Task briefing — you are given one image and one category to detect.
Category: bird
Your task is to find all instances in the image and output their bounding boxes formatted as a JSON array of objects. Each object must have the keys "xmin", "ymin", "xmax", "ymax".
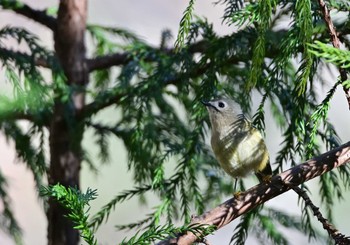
[{"xmin": 202, "ymin": 98, "xmax": 272, "ymax": 191}]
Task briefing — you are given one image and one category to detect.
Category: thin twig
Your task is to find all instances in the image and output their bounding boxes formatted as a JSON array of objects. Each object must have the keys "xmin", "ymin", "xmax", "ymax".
[
  {"xmin": 289, "ymin": 185, "xmax": 350, "ymax": 245},
  {"xmin": 317, "ymin": 0, "xmax": 350, "ymax": 109},
  {"xmin": 0, "ymin": 2, "xmax": 56, "ymax": 30}
]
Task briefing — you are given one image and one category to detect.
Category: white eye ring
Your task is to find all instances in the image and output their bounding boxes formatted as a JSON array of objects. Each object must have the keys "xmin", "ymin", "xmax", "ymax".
[{"xmin": 218, "ymin": 101, "xmax": 225, "ymax": 108}]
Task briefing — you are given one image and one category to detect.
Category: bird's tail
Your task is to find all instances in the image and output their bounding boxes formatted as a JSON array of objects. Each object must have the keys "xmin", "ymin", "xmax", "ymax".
[{"xmin": 255, "ymin": 161, "xmax": 272, "ymax": 183}]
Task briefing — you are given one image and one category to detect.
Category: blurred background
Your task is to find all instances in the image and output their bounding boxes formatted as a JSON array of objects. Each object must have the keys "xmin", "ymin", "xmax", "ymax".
[{"xmin": 0, "ymin": 0, "xmax": 350, "ymax": 244}]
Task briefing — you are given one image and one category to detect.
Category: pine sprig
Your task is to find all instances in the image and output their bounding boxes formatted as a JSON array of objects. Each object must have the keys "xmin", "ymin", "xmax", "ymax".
[
  {"xmin": 39, "ymin": 184, "xmax": 98, "ymax": 245},
  {"xmin": 0, "ymin": 71, "xmax": 51, "ymax": 123},
  {"xmin": 301, "ymin": 202, "xmax": 317, "ymax": 240},
  {"xmin": 89, "ymin": 185, "xmax": 153, "ymax": 231},
  {"xmin": 1, "ymin": 122, "xmax": 46, "ymax": 188},
  {"xmin": 115, "ymin": 215, "xmax": 154, "ymax": 231},
  {"xmin": 0, "ymin": 26, "xmax": 53, "ymax": 77},
  {"xmin": 218, "ymin": 0, "xmax": 246, "ymax": 22},
  {"xmin": 87, "ymin": 25, "xmax": 141, "ymax": 44},
  {"xmin": 87, "ymin": 25, "xmax": 142, "ymax": 90},
  {"xmin": 252, "ymin": 92, "xmax": 269, "ymax": 132},
  {"xmin": 327, "ymin": 0, "xmax": 350, "ymax": 10},
  {"xmin": 120, "ymin": 225, "xmax": 175, "ymax": 245},
  {"xmin": 1, "ymin": 1, "xmax": 349, "ymax": 244},
  {"xmin": 306, "ymin": 80, "xmax": 339, "ymax": 158},
  {"xmin": 227, "ymin": 3, "xmax": 259, "ymax": 26},
  {"xmin": 294, "ymin": 0, "xmax": 313, "ymax": 95},
  {"xmin": 0, "ymin": 169, "xmax": 22, "ymax": 245},
  {"xmin": 230, "ymin": 210, "xmax": 256, "ymax": 245},
  {"xmin": 319, "ymin": 170, "xmax": 344, "ymax": 221},
  {"xmin": 120, "ymin": 223, "xmax": 215, "ymax": 245},
  {"xmin": 254, "ymin": 213, "xmax": 288, "ymax": 245},
  {"xmin": 175, "ymin": 0, "xmax": 196, "ymax": 50},
  {"xmin": 248, "ymin": 0, "xmax": 275, "ymax": 90},
  {"xmin": 309, "ymin": 40, "xmax": 350, "ymax": 68},
  {"xmin": 266, "ymin": 207, "xmax": 303, "ymax": 230}
]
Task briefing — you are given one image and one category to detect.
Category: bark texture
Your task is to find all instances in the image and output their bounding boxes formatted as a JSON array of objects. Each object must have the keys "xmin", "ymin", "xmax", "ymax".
[
  {"xmin": 48, "ymin": 1, "xmax": 88, "ymax": 245},
  {"xmin": 157, "ymin": 141, "xmax": 350, "ymax": 245}
]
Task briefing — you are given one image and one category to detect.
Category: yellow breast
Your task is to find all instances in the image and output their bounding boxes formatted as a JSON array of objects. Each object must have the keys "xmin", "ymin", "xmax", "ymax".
[{"xmin": 211, "ymin": 121, "xmax": 269, "ymax": 178}]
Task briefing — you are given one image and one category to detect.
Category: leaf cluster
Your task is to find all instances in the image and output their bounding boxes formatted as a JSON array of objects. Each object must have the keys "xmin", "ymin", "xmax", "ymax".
[
  {"xmin": 1, "ymin": 0, "xmax": 350, "ymax": 244},
  {"xmin": 40, "ymin": 184, "xmax": 98, "ymax": 245}
]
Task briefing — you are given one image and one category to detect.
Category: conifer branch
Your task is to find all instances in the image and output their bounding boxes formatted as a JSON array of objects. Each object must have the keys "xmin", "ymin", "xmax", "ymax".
[
  {"xmin": 0, "ymin": 47, "xmax": 52, "ymax": 68},
  {"xmin": 317, "ymin": 0, "xmax": 350, "ymax": 109},
  {"xmin": 86, "ymin": 52, "xmax": 130, "ymax": 71},
  {"xmin": 1, "ymin": 110, "xmax": 51, "ymax": 126},
  {"xmin": 82, "ymin": 62, "xmax": 213, "ymax": 117},
  {"xmin": 157, "ymin": 141, "xmax": 350, "ymax": 245},
  {"xmin": 85, "ymin": 37, "xmax": 251, "ymax": 72},
  {"xmin": 86, "ymin": 25, "xmax": 350, "ymax": 73},
  {"xmin": 0, "ymin": 1, "xmax": 56, "ymax": 30},
  {"xmin": 2, "ymin": 111, "xmax": 35, "ymax": 122},
  {"xmin": 290, "ymin": 186, "xmax": 350, "ymax": 245},
  {"xmin": 81, "ymin": 92, "xmax": 123, "ymax": 118},
  {"xmin": 86, "ymin": 40, "xmax": 207, "ymax": 72},
  {"xmin": 175, "ymin": 0, "xmax": 195, "ymax": 50}
]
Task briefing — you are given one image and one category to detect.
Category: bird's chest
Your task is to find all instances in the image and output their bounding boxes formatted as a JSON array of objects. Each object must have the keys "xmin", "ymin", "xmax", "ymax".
[{"xmin": 210, "ymin": 129, "xmax": 259, "ymax": 177}]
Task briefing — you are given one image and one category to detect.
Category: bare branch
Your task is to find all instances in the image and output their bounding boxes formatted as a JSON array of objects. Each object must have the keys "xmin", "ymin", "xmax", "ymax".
[
  {"xmin": 87, "ymin": 52, "xmax": 130, "ymax": 72},
  {"xmin": 317, "ymin": 0, "xmax": 350, "ymax": 109},
  {"xmin": 0, "ymin": 1, "xmax": 56, "ymax": 30},
  {"xmin": 157, "ymin": 141, "xmax": 350, "ymax": 245},
  {"xmin": 81, "ymin": 92, "xmax": 123, "ymax": 118}
]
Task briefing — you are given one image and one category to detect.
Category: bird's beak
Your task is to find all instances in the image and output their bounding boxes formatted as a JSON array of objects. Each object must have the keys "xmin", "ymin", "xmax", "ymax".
[
  {"xmin": 201, "ymin": 100, "xmax": 211, "ymax": 107},
  {"xmin": 201, "ymin": 100, "xmax": 219, "ymax": 112}
]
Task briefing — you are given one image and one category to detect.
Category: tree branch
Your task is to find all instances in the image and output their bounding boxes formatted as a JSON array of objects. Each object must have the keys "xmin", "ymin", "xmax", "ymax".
[
  {"xmin": 82, "ymin": 47, "xmax": 242, "ymax": 118},
  {"xmin": 0, "ymin": 1, "xmax": 56, "ymax": 31},
  {"xmin": 0, "ymin": 108, "xmax": 52, "ymax": 126},
  {"xmin": 86, "ymin": 40, "xmax": 208, "ymax": 72},
  {"xmin": 83, "ymin": 20, "xmax": 350, "ymax": 117},
  {"xmin": 86, "ymin": 22, "xmax": 350, "ymax": 73},
  {"xmin": 157, "ymin": 141, "xmax": 350, "ymax": 245},
  {"xmin": 81, "ymin": 64, "xmax": 211, "ymax": 118},
  {"xmin": 87, "ymin": 52, "xmax": 130, "ymax": 72},
  {"xmin": 0, "ymin": 47, "xmax": 52, "ymax": 68},
  {"xmin": 317, "ymin": 0, "xmax": 350, "ymax": 109},
  {"xmin": 0, "ymin": 111, "xmax": 34, "ymax": 122},
  {"xmin": 290, "ymin": 186, "xmax": 350, "ymax": 244},
  {"xmin": 48, "ymin": 0, "xmax": 88, "ymax": 244},
  {"xmin": 81, "ymin": 92, "xmax": 123, "ymax": 118}
]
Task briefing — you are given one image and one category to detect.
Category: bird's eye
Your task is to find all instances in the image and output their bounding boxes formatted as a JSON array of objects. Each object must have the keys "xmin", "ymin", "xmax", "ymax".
[{"xmin": 218, "ymin": 101, "xmax": 225, "ymax": 108}]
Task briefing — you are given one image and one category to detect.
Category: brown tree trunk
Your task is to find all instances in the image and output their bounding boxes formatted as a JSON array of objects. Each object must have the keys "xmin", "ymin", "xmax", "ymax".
[{"xmin": 48, "ymin": 1, "xmax": 88, "ymax": 245}]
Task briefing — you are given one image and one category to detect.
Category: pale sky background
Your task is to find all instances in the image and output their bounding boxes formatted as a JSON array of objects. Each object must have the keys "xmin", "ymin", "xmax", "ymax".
[{"xmin": 0, "ymin": 1, "xmax": 350, "ymax": 245}]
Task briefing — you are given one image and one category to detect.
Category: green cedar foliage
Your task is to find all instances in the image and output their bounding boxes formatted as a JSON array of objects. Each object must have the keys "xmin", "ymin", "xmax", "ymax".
[
  {"xmin": 1, "ymin": 0, "xmax": 350, "ymax": 244},
  {"xmin": 40, "ymin": 184, "xmax": 98, "ymax": 245}
]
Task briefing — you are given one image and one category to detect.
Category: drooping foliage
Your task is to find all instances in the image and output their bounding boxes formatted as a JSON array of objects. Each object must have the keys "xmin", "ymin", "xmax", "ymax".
[{"xmin": 0, "ymin": 0, "xmax": 350, "ymax": 244}]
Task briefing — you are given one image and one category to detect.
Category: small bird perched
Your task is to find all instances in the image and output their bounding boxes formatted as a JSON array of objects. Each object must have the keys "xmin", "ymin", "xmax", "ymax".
[{"xmin": 202, "ymin": 98, "xmax": 272, "ymax": 189}]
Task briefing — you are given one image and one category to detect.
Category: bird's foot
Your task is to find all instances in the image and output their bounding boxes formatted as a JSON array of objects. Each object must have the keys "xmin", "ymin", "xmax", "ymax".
[
  {"xmin": 233, "ymin": 191, "xmax": 241, "ymax": 199},
  {"xmin": 262, "ymin": 175, "xmax": 272, "ymax": 183}
]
